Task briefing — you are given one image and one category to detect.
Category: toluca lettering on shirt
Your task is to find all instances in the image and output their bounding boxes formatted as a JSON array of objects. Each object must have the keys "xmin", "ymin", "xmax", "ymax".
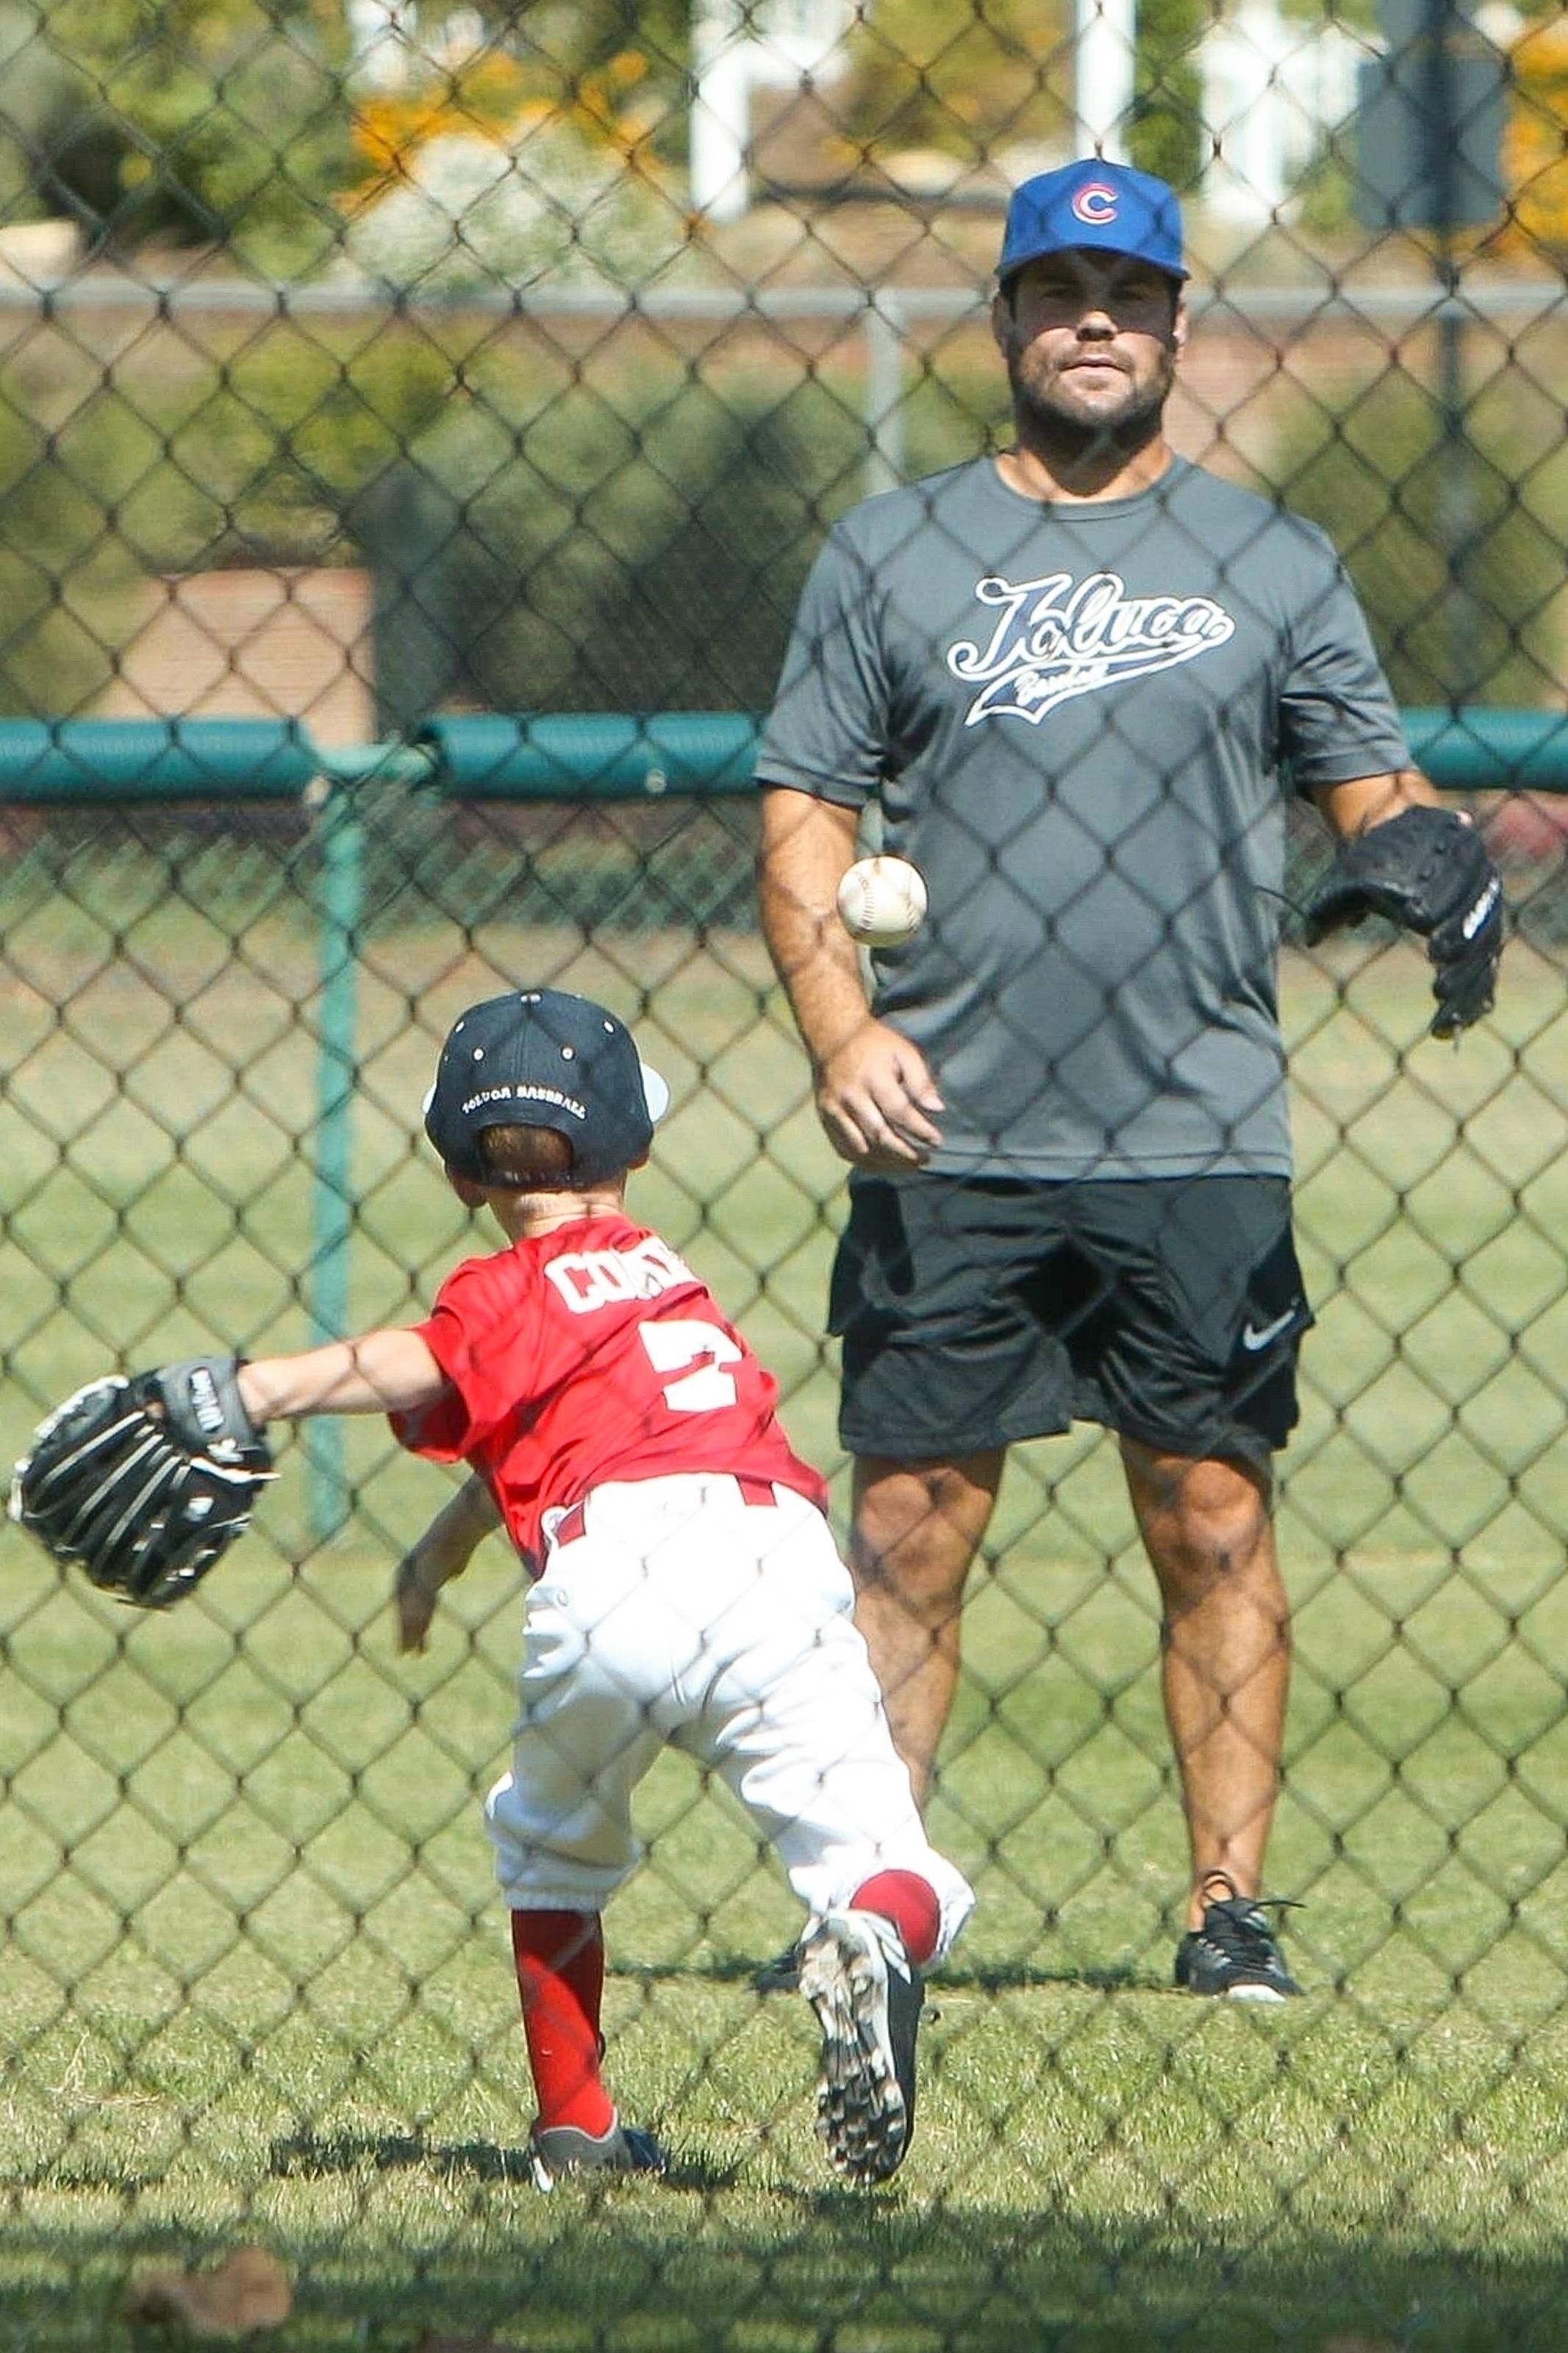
[
  {"xmin": 545, "ymin": 1234, "xmax": 700, "ymax": 1313},
  {"xmin": 948, "ymin": 568, "xmax": 1235, "ymax": 724}
]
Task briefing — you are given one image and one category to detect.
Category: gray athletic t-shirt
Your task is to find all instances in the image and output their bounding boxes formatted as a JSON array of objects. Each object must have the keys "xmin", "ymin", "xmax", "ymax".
[{"xmin": 756, "ymin": 456, "xmax": 1409, "ymax": 1179}]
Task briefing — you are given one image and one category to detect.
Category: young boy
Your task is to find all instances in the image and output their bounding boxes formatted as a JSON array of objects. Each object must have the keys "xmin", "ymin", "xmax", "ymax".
[{"xmin": 233, "ymin": 987, "xmax": 973, "ymax": 2189}]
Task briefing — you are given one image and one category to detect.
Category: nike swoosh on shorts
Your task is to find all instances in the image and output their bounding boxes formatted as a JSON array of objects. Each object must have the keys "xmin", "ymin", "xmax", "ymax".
[{"xmin": 1240, "ymin": 1307, "xmax": 1298, "ymax": 1352}]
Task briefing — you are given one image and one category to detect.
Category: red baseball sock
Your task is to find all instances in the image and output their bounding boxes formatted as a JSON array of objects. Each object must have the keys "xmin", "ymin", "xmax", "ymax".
[
  {"xmin": 850, "ymin": 1869, "xmax": 941, "ymax": 1968},
  {"xmin": 510, "ymin": 1908, "xmax": 615, "ymax": 2137}
]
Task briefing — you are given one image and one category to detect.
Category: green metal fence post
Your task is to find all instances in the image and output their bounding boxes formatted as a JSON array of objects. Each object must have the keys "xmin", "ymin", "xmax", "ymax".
[
  {"xmin": 300, "ymin": 743, "xmax": 437, "ymax": 1546},
  {"xmin": 304, "ymin": 774, "xmax": 362, "ymax": 1546}
]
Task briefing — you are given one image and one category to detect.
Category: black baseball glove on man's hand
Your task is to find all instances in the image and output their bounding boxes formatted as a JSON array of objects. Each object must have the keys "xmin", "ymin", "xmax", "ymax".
[
  {"xmin": 9, "ymin": 1354, "xmax": 273, "ymax": 1609},
  {"xmin": 1303, "ymin": 804, "xmax": 1504, "ymax": 1038}
]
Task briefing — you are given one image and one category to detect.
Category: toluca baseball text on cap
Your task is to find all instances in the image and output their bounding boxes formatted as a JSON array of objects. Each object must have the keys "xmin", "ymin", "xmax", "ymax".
[{"xmin": 424, "ymin": 988, "xmax": 669, "ymax": 1190}]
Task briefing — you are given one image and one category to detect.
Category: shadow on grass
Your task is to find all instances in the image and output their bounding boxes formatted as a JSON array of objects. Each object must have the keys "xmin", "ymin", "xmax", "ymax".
[
  {"xmin": 10, "ymin": 2190, "xmax": 1568, "ymax": 2353},
  {"xmin": 268, "ymin": 2126, "xmax": 741, "ymax": 2195},
  {"xmin": 660, "ymin": 1953, "xmax": 1158, "ymax": 1995},
  {"xmin": 229, "ymin": 2229, "xmax": 1568, "ymax": 2353}
]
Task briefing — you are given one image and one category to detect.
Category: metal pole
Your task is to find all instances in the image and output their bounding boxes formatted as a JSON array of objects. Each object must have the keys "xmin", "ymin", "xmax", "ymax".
[
  {"xmin": 690, "ymin": 0, "xmax": 751, "ymax": 221},
  {"xmin": 862, "ymin": 294, "xmax": 906, "ymax": 499},
  {"xmin": 1435, "ymin": 285, "xmax": 1471, "ymax": 703},
  {"xmin": 304, "ymin": 776, "xmax": 362, "ymax": 1545},
  {"xmin": 1425, "ymin": 0, "xmax": 1473, "ymax": 707},
  {"xmin": 1075, "ymin": 0, "xmax": 1136, "ymax": 160}
]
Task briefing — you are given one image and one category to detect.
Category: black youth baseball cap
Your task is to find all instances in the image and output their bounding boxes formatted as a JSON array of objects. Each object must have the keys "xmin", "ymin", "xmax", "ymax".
[{"xmin": 424, "ymin": 989, "xmax": 670, "ymax": 1188}]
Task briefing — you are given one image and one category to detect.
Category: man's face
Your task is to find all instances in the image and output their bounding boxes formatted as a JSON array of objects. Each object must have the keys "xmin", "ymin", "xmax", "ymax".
[{"xmin": 993, "ymin": 246, "xmax": 1185, "ymax": 444}]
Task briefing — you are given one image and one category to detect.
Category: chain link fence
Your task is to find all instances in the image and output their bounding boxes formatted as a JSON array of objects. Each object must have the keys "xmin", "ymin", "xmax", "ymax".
[{"xmin": 3, "ymin": 4, "xmax": 1568, "ymax": 2347}]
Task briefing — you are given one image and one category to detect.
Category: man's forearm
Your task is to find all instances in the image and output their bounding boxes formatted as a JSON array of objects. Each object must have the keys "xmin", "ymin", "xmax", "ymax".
[
  {"xmin": 1314, "ymin": 767, "xmax": 1439, "ymax": 840},
  {"xmin": 756, "ymin": 787, "xmax": 873, "ymax": 1065}
]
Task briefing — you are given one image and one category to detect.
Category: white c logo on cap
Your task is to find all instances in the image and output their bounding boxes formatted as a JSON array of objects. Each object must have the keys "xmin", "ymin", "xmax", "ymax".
[{"xmin": 1072, "ymin": 183, "xmax": 1119, "ymax": 225}]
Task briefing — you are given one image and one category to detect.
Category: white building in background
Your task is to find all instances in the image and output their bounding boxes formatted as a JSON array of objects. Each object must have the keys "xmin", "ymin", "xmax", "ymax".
[
  {"xmin": 348, "ymin": 0, "xmax": 1515, "ymax": 240},
  {"xmin": 1198, "ymin": 0, "xmax": 1523, "ymax": 233},
  {"xmin": 345, "ymin": 2, "xmax": 490, "ymax": 88},
  {"xmin": 1074, "ymin": 0, "xmax": 1136, "ymax": 163},
  {"xmin": 690, "ymin": 0, "xmax": 857, "ymax": 220},
  {"xmin": 344, "ymin": 0, "xmax": 419, "ymax": 87},
  {"xmin": 343, "ymin": 0, "xmax": 859, "ymax": 222},
  {"xmin": 1198, "ymin": 0, "xmax": 1362, "ymax": 229},
  {"xmin": 691, "ymin": 0, "xmax": 1142, "ymax": 220}
]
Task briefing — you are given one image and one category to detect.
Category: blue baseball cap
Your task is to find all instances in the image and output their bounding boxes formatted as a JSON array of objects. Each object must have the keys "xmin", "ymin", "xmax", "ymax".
[{"xmin": 998, "ymin": 160, "xmax": 1188, "ymax": 290}]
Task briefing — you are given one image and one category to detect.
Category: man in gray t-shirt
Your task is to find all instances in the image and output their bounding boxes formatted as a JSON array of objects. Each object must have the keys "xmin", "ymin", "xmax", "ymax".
[{"xmin": 756, "ymin": 158, "xmax": 1503, "ymax": 2000}]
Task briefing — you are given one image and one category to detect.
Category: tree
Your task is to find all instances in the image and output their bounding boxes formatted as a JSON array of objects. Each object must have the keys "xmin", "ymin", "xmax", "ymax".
[
  {"xmin": 837, "ymin": 0, "xmax": 1073, "ymax": 166},
  {"xmin": 1128, "ymin": 0, "xmax": 1206, "ymax": 192},
  {"xmin": 17, "ymin": 0, "xmax": 357, "ymax": 265}
]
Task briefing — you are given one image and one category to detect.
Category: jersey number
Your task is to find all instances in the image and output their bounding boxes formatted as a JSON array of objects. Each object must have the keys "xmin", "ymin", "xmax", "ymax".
[{"xmin": 640, "ymin": 1320, "xmax": 742, "ymax": 1413}]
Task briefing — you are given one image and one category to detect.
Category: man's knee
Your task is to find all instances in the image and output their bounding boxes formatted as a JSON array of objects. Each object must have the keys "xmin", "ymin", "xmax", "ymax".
[
  {"xmin": 850, "ymin": 1455, "xmax": 997, "ymax": 1621},
  {"xmin": 1123, "ymin": 1444, "xmax": 1279, "ymax": 1600}
]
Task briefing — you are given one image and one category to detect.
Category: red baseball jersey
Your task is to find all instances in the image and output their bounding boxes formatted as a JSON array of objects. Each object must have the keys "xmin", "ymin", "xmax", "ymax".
[{"xmin": 391, "ymin": 1214, "xmax": 827, "ymax": 1569}]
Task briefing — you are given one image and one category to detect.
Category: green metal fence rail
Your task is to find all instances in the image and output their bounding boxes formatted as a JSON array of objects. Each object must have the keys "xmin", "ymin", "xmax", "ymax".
[{"xmin": 11, "ymin": 708, "xmax": 1566, "ymax": 811}]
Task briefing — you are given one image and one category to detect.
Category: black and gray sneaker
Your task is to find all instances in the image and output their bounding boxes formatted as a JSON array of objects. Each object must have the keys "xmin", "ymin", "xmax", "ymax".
[
  {"xmin": 528, "ymin": 2115, "xmax": 668, "ymax": 2192},
  {"xmin": 1175, "ymin": 1880, "xmax": 1302, "ymax": 2002},
  {"xmin": 798, "ymin": 1909, "xmax": 922, "ymax": 2184}
]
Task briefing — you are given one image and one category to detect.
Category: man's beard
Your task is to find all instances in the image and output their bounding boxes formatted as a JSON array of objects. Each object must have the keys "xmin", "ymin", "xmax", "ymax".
[{"xmin": 1007, "ymin": 347, "xmax": 1174, "ymax": 468}]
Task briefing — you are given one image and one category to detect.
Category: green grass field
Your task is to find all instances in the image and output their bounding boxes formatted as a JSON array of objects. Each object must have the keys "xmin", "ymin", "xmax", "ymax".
[{"xmin": 4, "ymin": 884, "xmax": 1568, "ymax": 2351}]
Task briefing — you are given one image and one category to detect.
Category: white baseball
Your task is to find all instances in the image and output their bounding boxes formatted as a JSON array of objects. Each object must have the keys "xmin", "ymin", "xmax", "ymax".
[{"xmin": 835, "ymin": 855, "xmax": 928, "ymax": 949}]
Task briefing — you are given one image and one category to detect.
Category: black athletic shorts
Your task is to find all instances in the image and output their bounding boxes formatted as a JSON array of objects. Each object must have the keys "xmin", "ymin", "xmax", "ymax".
[{"xmin": 828, "ymin": 1172, "xmax": 1313, "ymax": 1471}]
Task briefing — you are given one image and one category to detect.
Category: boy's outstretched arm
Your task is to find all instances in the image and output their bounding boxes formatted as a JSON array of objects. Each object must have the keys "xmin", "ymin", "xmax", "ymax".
[
  {"xmin": 235, "ymin": 1329, "xmax": 491, "ymax": 1654},
  {"xmin": 237, "ymin": 1329, "xmax": 445, "ymax": 1424},
  {"xmin": 395, "ymin": 1475, "xmax": 501, "ymax": 1654}
]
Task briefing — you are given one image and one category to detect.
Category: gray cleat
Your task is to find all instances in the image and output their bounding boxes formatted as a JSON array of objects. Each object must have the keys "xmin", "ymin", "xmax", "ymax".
[
  {"xmin": 528, "ymin": 2117, "xmax": 667, "ymax": 2192},
  {"xmin": 798, "ymin": 1908, "xmax": 921, "ymax": 2185}
]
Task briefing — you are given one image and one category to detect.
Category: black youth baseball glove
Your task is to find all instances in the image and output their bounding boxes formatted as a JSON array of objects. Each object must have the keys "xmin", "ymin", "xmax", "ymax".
[
  {"xmin": 9, "ymin": 1354, "xmax": 273, "ymax": 1609},
  {"xmin": 1302, "ymin": 804, "xmax": 1504, "ymax": 1038}
]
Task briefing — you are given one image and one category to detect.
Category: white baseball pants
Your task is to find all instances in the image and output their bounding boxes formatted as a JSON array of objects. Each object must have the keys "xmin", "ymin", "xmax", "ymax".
[{"xmin": 484, "ymin": 1472, "xmax": 974, "ymax": 1960}]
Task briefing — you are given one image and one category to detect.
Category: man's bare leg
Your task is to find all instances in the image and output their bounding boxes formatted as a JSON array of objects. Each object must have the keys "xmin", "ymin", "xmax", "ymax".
[
  {"xmin": 1120, "ymin": 1440, "xmax": 1290, "ymax": 1931},
  {"xmin": 849, "ymin": 1451, "xmax": 1005, "ymax": 1808}
]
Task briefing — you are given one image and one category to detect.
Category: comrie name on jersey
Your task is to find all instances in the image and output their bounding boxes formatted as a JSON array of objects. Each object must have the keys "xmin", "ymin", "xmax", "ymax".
[{"xmin": 545, "ymin": 1235, "xmax": 701, "ymax": 1314}]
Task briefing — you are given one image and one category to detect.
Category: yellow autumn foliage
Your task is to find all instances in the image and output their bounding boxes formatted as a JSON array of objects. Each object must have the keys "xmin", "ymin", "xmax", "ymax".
[
  {"xmin": 348, "ymin": 49, "xmax": 652, "ymax": 202},
  {"xmin": 1498, "ymin": 17, "xmax": 1568, "ymax": 257}
]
